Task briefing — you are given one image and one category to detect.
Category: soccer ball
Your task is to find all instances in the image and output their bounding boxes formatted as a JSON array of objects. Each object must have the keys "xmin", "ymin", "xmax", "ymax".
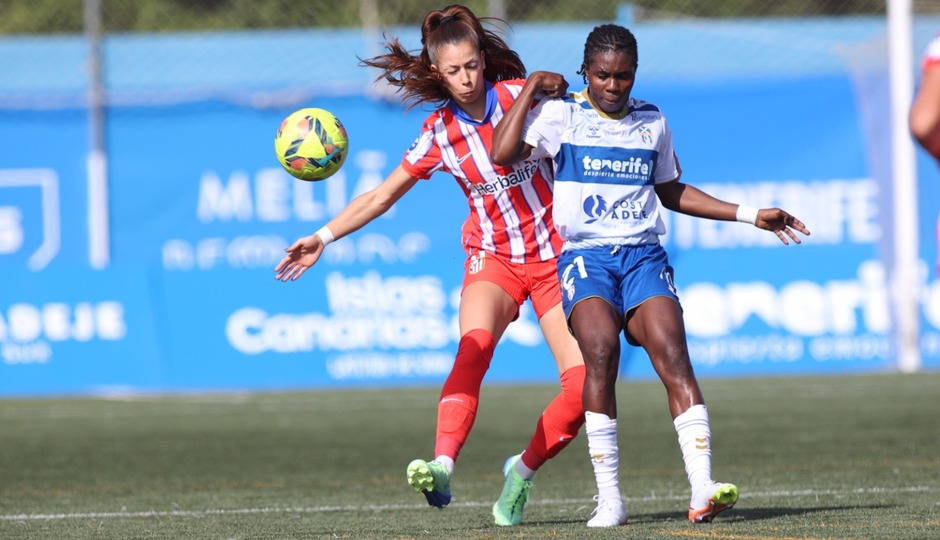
[{"xmin": 274, "ymin": 108, "xmax": 349, "ymax": 181}]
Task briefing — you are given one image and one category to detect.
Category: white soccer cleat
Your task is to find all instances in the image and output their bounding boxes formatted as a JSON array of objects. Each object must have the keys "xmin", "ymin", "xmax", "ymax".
[
  {"xmin": 688, "ymin": 482, "xmax": 738, "ymax": 523},
  {"xmin": 586, "ymin": 495, "xmax": 628, "ymax": 527}
]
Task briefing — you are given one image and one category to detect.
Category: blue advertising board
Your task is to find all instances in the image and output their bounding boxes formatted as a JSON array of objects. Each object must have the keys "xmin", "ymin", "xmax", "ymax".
[{"xmin": 1, "ymin": 18, "xmax": 939, "ymax": 396}]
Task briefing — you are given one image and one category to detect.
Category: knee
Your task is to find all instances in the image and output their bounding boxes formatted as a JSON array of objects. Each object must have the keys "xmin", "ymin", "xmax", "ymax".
[
  {"xmin": 584, "ymin": 342, "xmax": 615, "ymax": 363},
  {"xmin": 579, "ymin": 339, "xmax": 619, "ymax": 379}
]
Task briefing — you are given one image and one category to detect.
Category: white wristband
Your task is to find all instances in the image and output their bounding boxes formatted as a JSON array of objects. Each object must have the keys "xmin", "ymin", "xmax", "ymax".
[
  {"xmin": 735, "ymin": 205, "xmax": 759, "ymax": 226},
  {"xmin": 315, "ymin": 225, "xmax": 335, "ymax": 246}
]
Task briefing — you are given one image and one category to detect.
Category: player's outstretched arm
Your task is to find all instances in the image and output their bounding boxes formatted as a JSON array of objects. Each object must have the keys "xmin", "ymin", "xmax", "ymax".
[
  {"xmin": 754, "ymin": 208, "xmax": 811, "ymax": 246},
  {"xmin": 274, "ymin": 234, "xmax": 327, "ymax": 282},
  {"xmin": 274, "ymin": 165, "xmax": 419, "ymax": 281},
  {"xmin": 655, "ymin": 179, "xmax": 810, "ymax": 246}
]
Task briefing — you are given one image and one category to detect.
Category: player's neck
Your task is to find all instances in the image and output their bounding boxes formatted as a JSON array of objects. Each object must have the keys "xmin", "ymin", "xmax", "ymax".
[
  {"xmin": 458, "ymin": 96, "xmax": 487, "ymax": 122},
  {"xmin": 584, "ymin": 88, "xmax": 631, "ymax": 120}
]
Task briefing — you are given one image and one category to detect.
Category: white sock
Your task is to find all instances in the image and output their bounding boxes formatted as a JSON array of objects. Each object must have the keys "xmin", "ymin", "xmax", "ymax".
[
  {"xmin": 674, "ymin": 404, "xmax": 713, "ymax": 490},
  {"xmin": 435, "ymin": 455, "xmax": 455, "ymax": 475},
  {"xmin": 515, "ymin": 453, "xmax": 536, "ymax": 480},
  {"xmin": 585, "ymin": 411, "xmax": 621, "ymax": 502}
]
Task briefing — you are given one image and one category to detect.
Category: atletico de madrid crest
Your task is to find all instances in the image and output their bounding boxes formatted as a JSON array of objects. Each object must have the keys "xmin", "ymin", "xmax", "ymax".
[{"xmin": 469, "ymin": 251, "xmax": 486, "ymax": 275}]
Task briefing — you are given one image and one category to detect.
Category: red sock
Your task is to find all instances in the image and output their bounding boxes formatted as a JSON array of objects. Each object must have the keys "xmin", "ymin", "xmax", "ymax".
[
  {"xmin": 434, "ymin": 329, "xmax": 495, "ymax": 460},
  {"xmin": 521, "ymin": 364, "xmax": 586, "ymax": 471}
]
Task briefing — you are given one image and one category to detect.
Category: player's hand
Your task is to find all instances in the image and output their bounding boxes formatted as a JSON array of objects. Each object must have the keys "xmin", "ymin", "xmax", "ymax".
[
  {"xmin": 274, "ymin": 234, "xmax": 324, "ymax": 281},
  {"xmin": 756, "ymin": 208, "xmax": 810, "ymax": 245},
  {"xmin": 530, "ymin": 71, "xmax": 568, "ymax": 98}
]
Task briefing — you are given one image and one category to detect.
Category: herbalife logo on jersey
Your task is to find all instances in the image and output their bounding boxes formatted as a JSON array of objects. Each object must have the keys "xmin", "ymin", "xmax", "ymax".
[
  {"xmin": 472, "ymin": 160, "xmax": 540, "ymax": 196},
  {"xmin": 581, "ymin": 154, "xmax": 654, "ymax": 183}
]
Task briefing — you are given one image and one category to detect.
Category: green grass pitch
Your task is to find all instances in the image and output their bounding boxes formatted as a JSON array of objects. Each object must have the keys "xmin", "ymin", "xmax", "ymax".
[{"xmin": 1, "ymin": 372, "xmax": 938, "ymax": 539}]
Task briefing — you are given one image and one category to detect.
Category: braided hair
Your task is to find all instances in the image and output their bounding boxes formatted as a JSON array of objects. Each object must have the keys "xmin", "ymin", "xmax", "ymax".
[{"xmin": 577, "ymin": 24, "xmax": 638, "ymax": 83}]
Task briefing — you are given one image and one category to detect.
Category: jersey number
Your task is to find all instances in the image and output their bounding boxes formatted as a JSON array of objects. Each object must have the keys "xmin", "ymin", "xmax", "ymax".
[{"xmin": 561, "ymin": 255, "xmax": 587, "ymax": 294}]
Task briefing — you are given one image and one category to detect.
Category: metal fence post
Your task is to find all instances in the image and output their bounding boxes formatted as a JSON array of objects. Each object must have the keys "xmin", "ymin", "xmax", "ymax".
[{"xmin": 84, "ymin": 0, "xmax": 110, "ymax": 269}]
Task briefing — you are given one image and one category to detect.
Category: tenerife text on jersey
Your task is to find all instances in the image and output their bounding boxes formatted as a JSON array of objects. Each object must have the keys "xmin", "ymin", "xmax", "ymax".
[{"xmin": 581, "ymin": 155, "xmax": 653, "ymax": 181}]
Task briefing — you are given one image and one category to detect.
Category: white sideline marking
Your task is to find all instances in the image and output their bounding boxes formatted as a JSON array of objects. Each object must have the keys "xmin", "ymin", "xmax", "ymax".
[{"xmin": 0, "ymin": 486, "xmax": 932, "ymax": 522}]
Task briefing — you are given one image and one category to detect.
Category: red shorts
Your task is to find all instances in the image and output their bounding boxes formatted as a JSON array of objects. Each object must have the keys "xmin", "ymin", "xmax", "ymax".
[{"xmin": 461, "ymin": 250, "xmax": 562, "ymax": 320}]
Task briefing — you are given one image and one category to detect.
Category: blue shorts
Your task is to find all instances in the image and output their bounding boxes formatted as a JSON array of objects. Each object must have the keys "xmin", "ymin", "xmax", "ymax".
[{"xmin": 557, "ymin": 243, "xmax": 680, "ymax": 344}]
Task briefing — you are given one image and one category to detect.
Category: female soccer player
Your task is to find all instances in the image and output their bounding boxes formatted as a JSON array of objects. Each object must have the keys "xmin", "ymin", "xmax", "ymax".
[
  {"xmin": 274, "ymin": 4, "xmax": 584, "ymax": 527},
  {"xmin": 910, "ymin": 32, "xmax": 940, "ymax": 277},
  {"xmin": 491, "ymin": 24, "xmax": 810, "ymax": 527},
  {"xmin": 910, "ymin": 32, "xmax": 940, "ymax": 162}
]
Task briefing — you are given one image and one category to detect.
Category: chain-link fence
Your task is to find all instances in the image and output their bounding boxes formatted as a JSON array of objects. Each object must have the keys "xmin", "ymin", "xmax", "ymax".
[
  {"xmin": 1, "ymin": 1, "xmax": 938, "ymax": 111},
  {"xmin": 2, "ymin": 1, "xmax": 940, "ymax": 388},
  {"xmin": 4, "ymin": 1, "xmax": 924, "ymax": 33}
]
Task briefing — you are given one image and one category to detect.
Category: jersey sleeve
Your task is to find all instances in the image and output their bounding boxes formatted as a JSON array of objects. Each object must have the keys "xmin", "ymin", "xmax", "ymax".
[
  {"xmin": 522, "ymin": 98, "xmax": 566, "ymax": 161},
  {"xmin": 653, "ymin": 113, "xmax": 680, "ymax": 184},
  {"xmin": 401, "ymin": 119, "xmax": 444, "ymax": 180}
]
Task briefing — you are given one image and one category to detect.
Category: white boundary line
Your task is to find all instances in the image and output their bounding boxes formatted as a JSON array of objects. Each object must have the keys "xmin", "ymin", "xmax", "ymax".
[{"xmin": 0, "ymin": 486, "xmax": 932, "ymax": 521}]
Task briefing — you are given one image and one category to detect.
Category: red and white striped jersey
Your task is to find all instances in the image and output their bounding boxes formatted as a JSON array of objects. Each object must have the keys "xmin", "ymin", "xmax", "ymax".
[{"xmin": 401, "ymin": 79, "xmax": 561, "ymax": 264}]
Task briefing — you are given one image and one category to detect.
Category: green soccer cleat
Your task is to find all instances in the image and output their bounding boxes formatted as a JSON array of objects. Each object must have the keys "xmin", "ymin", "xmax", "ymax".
[
  {"xmin": 492, "ymin": 454, "xmax": 532, "ymax": 526},
  {"xmin": 406, "ymin": 459, "xmax": 451, "ymax": 509}
]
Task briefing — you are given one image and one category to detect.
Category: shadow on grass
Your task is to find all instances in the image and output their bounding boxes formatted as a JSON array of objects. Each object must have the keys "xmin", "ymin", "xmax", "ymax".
[{"xmin": 622, "ymin": 503, "xmax": 898, "ymax": 524}]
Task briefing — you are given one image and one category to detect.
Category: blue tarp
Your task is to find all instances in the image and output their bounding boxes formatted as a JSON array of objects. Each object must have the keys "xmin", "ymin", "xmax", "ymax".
[{"xmin": 1, "ymin": 16, "xmax": 939, "ymax": 396}]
